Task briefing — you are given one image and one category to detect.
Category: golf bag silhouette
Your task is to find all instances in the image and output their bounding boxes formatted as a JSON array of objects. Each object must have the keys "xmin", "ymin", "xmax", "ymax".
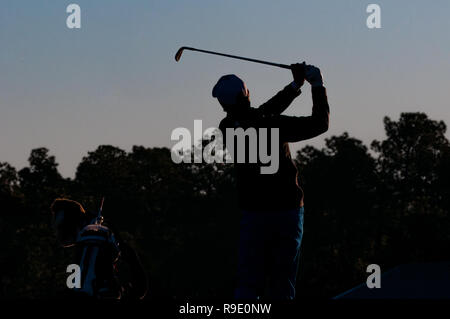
[{"xmin": 51, "ymin": 198, "xmax": 148, "ymax": 299}]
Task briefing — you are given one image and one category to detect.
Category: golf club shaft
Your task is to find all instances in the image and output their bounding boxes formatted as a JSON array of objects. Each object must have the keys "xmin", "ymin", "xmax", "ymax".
[{"xmin": 183, "ymin": 47, "xmax": 291, "ymax": 69}]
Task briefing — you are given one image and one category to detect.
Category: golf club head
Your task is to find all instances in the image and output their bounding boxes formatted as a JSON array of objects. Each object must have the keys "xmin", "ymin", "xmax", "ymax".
[{"xmin": 175, "ymin": 47, "xmax": 187, "ymax": 62}]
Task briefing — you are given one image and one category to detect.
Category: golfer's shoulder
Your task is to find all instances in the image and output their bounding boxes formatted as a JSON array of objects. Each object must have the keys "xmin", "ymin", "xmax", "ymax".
[
  {"xmin": 255, "ymin": 114, "xmax": 301, "ymax": 130},
  {"xmin": 219, "ymin": 114, "xmax": 244, "ymax": 127},
  {"xmin": 220, "ymin": 117, "xmax": 241, "ymax": 136},
  {"xmin": 219, "ymin": 117, "xmax": 230, "ymax": 131}
]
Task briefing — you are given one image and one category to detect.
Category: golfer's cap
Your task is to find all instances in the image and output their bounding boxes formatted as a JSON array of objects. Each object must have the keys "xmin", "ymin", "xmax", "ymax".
[{"xmin": 212, "ymin": 74, "xmax": 249, "ymax": 106}]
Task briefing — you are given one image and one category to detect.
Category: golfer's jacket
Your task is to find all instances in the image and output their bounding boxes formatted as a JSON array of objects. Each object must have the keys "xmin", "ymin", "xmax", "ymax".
[{"xmin": 219, "ymin": 84, "xmax": 330, "ymax": 211}]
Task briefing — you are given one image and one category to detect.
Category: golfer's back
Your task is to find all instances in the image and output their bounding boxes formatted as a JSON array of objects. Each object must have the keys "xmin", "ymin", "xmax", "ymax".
[{"xmin": 219, "ymin": 114, "xmax": 304, "ymax": 212}]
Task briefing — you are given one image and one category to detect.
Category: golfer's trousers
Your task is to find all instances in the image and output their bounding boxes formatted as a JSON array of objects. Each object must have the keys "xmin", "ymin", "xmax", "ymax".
[{"xmin": 235, "ymin": 207, "xmax": 304, "ymax": 300}]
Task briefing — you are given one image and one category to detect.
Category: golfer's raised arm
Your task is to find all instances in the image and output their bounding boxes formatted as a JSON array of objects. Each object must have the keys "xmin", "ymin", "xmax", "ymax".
[
  {"xmin": 257, "ymin": 63, "xmax": 306, "ymax": 116},
  {"xmin": 279, "ymin": 65, "xmax": 330, "ymax": 142},
  {"xmin": 257, "ymin": 84, "xmax": 301, "ymax": 116}
]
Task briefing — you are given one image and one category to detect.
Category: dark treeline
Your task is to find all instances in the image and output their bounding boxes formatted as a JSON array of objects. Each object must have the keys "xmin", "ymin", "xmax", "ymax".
[{"xmin": 1, "ymin": 112, "xmax": 450, "ymax": 299}]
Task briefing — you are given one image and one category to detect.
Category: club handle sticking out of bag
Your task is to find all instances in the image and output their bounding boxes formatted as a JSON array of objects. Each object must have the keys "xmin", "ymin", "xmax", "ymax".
[
  {"xmin": 96, "ymin": 197, "xmax": 105, "ymax": 225},
  {"xmin": 175, "ymin": 46, "xmax": 292, "ymax": 70}
]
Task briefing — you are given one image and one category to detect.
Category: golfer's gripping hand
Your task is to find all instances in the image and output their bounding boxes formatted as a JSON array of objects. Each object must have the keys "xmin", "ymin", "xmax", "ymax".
[
  {"xmin": 305, "ymin": 65, "xmax": 324, "ymax": 87},
  {"xmin": 290, "ymin": 62, "xmax": 306, "ymax": 88}
]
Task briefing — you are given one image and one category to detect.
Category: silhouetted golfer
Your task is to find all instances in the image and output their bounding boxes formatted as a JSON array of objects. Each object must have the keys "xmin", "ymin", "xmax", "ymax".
[{"xmin": 214, "ymin": 63, "xmax": 330, "ymax": 299}]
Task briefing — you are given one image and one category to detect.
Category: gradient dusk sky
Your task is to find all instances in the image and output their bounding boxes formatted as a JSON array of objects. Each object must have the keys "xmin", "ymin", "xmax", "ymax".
[{"xmin": 1, "ymin": 0, "xmax": 449, "ymax": 177}]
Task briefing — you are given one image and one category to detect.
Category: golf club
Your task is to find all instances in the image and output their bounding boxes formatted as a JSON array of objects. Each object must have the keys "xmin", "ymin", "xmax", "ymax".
[{"xmin": 175, "ymin": 46, "xmax": 292, "ymax": 70}]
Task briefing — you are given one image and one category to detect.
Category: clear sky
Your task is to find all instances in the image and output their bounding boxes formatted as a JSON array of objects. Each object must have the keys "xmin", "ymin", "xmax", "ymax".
[{"xmin": 1, "ymin": 0, "xmax": 449, "ymax": 177}]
